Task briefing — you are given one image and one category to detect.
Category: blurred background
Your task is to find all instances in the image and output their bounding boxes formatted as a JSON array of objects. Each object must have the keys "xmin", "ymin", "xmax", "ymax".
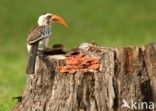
[{"xmin": 0, "ymin": 0, "xmax": 156, "ymax": 110}]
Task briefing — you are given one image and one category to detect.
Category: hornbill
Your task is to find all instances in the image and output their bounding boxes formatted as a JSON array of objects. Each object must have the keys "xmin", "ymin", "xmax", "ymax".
[{"xmin": 26, "ymin": 13, "xmax": 67, "ymax": 74}]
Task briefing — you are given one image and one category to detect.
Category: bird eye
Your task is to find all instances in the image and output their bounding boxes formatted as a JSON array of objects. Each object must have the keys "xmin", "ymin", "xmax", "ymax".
[{"xmin": 47, "ymin": 15, "xmax": 52, "ymax": 20}]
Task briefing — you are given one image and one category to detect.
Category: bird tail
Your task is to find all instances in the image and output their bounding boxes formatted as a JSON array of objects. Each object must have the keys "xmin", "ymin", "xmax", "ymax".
[{"xmin": 26, "ymin": 42, "xmax": 39, "ymax": 74}]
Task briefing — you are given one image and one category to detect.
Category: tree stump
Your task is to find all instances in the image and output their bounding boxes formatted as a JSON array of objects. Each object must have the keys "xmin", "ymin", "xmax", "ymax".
[{"xmin": 12, "ymin": 43, "xmax": 156, "ymax": 111}]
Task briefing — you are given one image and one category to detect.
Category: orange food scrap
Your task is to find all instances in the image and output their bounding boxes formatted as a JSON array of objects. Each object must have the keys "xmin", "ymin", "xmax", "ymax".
[
  {"xmin": 66, "ymin": 58, "xmax": 79, "ymax": 65},
  {"xmin": 57, "ymin": 52, "xmax": 100, "ymax": 74}
]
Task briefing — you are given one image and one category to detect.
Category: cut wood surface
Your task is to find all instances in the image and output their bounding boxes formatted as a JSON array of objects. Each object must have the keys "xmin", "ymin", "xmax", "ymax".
[{"xmin": 12, "ymin": 42, "xmax": 156, "ymax": 111}]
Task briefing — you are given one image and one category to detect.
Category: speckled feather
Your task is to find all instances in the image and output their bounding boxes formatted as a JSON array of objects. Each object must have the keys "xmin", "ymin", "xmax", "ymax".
[{"xmin": 27, "ymin": 26, "xmax": 51, "ymax": 44}]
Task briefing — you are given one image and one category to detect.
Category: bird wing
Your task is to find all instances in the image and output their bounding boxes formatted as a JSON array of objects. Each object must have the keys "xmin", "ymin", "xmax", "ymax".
[{"xmin": 27, "ymin": 26, "xmax": 46, "ymax": 44}]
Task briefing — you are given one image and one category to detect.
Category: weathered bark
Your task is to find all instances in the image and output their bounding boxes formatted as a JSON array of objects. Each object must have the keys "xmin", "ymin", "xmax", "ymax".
[{"xmin": 12, "ymin": 43, "xmax": 156, "ymax": 111}]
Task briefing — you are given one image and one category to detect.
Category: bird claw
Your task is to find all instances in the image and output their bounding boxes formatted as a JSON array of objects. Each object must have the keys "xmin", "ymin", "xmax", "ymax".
[
  {"xmin": 37, "ymin": 50, "xmax": 44, "ymax": 55},
  {"xmin": 37, "ymin": 47, "xmax": 50, "ymax": 55},
  {"xmin": 44, "ymin": 47, "xmax": 51, "ymax": 51}
]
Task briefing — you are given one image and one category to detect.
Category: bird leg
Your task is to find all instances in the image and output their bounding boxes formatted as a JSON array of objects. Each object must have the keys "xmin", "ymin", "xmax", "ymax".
[
  {"xmin": 43, "ymin": 38, "xmax": 50, "ymax": 50},
  {"xmin": 38, "ymin": 38, "xmax": 49, "ymax": 50}
]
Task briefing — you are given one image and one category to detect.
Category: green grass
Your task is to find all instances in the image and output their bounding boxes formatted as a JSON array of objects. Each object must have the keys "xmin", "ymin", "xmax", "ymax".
[{"xmin": 0, "ymin": 0, "xmax": 156, "ymax": 110}]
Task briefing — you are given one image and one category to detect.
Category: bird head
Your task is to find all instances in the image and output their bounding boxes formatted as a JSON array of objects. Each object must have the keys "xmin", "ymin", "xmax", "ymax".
[{"xmin": 38, "ymin": 13, "xmax": 68, "ymax": 27}]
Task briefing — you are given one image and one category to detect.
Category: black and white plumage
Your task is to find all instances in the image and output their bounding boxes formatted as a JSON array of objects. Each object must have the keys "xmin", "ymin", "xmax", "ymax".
[
  {"xmin": 26, "ymin": 13, "xmax": 67, "ymax": 74},
  {"xmin": 27, "ymin": 25, "xmax": 52, "ymax": 52}
]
